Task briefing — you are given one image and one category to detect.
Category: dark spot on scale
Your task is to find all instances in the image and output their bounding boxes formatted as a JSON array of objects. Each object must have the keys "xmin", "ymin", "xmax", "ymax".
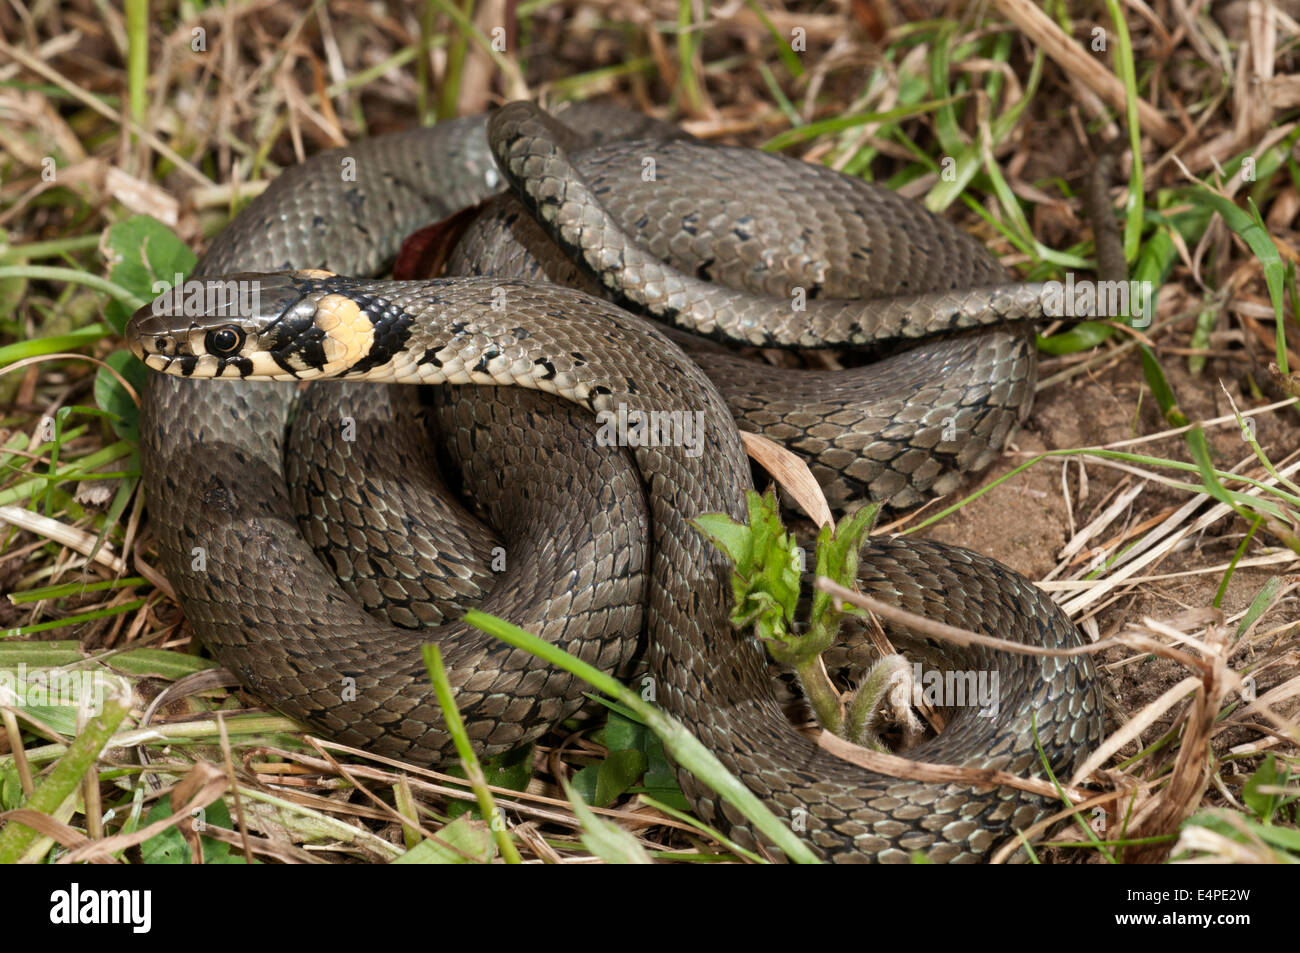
[
  {"xmin": 570, "ymin": 351, "xmax": 586, "ymax": 366},
  {"xmin": 473, "ymin": 345, "xmax": 501, "ymax": 374},
  {"xmin": 202, "ymin": 477, "xmax": 235, "ymax": 515},
  {"xmin": 681, "ymin": 212, "xmax": 699, "ymax": 235},
  {"xmin": 511, "ymin": 327, "xmax": 530, "ymax": 339},
  {"xmin": 535, "ymin": 358, "xmax": 557, "ymax": 380},
  {"xmin": 634, "ymin": 214, "xmax": 649, "ymax": 230},
  {"xmin": 417, "ymin": 348, "xmax": 443, "ymax": 367},
  {"xmin": 311, "ymin": 214, "xmax": 326, "ymax": 228},
  {"xmin": 450, "ymin": 321, "xmax": 468, "ymax": 334},
  {"xmin": 696, "ymin": 258, "xmax": 715, "ymax": 281}
]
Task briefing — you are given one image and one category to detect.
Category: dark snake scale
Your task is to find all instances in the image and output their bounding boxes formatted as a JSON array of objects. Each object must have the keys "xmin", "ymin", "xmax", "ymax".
[{"xmin": 127, "ymin": 101, "xmax": 1103, "ymax": 862}]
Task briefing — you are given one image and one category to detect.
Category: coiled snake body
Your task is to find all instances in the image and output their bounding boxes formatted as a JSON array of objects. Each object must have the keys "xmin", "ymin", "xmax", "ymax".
[{"xmin": 128, "ymin": 102, "xmax": 1102, "ymax": 863}]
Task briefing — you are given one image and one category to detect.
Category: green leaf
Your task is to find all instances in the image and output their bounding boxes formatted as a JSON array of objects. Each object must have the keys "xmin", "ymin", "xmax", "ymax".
[
  {"xmin": 445, "ymin": 745, "xmax": 533, "ymax": 819},
  {"xmin": 0, "ymin": 642, "xmax": 84, "ymax": 667},
  {"xmin": 93, "ymin": 349, "xmax": 149, "ymax": 443},
  {"xmin": 100, "ymin": 215, "xmax": 196, "ymax": 335},
  {"xmin": 0, "ymin": 325, "xmax": 112, "ymax": 369},
  {"xmin": 6, "ymin": 705, "xmax": 83, "ymax": 738},
  {"xmin": 1243, "ymin": 754, "xmax": 1283, "ymax": 822},
  {"xmin": 139, "ymin": 798, "xmax": 244, "ymax": 864},
  {"xmin": 0, "ymin": 227, "xmax": 26, "ymax": 320},
  {"xmin": 1038, "ymin": 319, "xmax": 1119, "ymax": 355},
  {"xmin": 1138, "ymin": 343, "xmax": 1186, "ymax": 427},
  {"xmin": 1184, "ymin": 810, "xmax": 1300, "ymax": 859},
  {"xmin": 392, "ymin": 815, "xmax": 495, "ymax": 864},
  {"xmin": 1234, "ymin": 577, "xmax": 1284, "ymax": 640},
  {"xmin": 561, "ymin": 775, "xmax": 652, "ymax": 864},
  {"xmin": 483, "ymin": 743, "xmax": 533, "ymax": 792},
  {"xmin": 1185, "ymin": 190, "xmax": 1288, "ymax": 372},
  {"xmin": 690, "ymin": 513, "xmax": 750, "ymax": 569},
  {"xmin": 695, "ymin": 489, "xmax": 801, "ymax": 645},
  {"xmin": 594, "ymin": 748, "xmax": 648, "ymax": 807},
  {"xmin": 596, "ymin": 707, "xmax": 689, "ymax": 811},
  {"xmin": 745, "ymin": 489, "xmax": 800, "ymax": 623},
  {"xmin": 810, "ymin": 503, "xmax": 877, "ymax": 632},
  {"xmin": 0, "ymin": 661, "xmax": 119, "ymax": 736},
  {"xmin": 570, "ymin": 763, "xmax": 599, "ymax": 805},
  {"xmin": 1, "ymin": 764, "xmax": 22, "ymax": 811},
  {"xmin": 603, "ymin": 709, "xmax": 644, "ymax": 752},
  {"xmin": 107, "ymin": 647, "xmax": 218, "ymax": 679},
  {"xmin": 1253, "ymin": 822, "xmax": 1300, "ymax": 853}
]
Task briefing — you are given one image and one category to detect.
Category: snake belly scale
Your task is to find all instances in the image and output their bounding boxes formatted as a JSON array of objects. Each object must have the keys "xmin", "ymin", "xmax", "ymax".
[{"xmin": 127, "ymin": 101, "xmax": 1102, "ymax": 862}]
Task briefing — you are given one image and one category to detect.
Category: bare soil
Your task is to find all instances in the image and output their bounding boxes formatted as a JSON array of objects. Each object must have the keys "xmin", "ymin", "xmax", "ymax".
[{"xmin": 923, "ymin": 336, "xmax": 1298, "ymax": 754}]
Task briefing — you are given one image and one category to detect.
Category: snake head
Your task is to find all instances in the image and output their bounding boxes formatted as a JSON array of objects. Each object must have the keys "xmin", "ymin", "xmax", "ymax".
[{"xmin": 126, "ymin": 270, "xmax": 377, "ymax": 381}]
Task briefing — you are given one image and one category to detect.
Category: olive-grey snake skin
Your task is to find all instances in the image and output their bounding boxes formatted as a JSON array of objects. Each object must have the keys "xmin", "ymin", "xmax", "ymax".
[{"xmin": 127, "ymin": 101, "xmax": 1102, "ymax": 862}]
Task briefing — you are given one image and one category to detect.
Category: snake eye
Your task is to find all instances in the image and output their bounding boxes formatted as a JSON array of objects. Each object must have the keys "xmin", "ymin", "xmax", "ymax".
[
  {"xmin": 154, "ymin": 337, "xmax": 169, "ymax": 354},
  {"xmin": 204, "ymin": 326, "xmax": 244, "ymax": 356}
]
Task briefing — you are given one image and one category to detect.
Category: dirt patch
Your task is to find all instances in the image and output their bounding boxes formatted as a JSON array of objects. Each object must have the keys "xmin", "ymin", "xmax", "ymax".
[{"xmin": 918, "ymin": 335, "xmax": 1299, "ymax": 767}]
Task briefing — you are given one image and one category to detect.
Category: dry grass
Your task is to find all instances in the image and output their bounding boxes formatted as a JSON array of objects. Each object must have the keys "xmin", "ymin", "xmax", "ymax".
[{"xmin": 0, "ymin": 0, "xmax": 1297, "ymax": 864}]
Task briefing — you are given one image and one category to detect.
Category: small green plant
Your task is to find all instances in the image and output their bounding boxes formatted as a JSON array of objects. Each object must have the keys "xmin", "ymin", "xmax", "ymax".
[
  {"xmin": 1176, "ymin": 755, "xmax": 1300, "ymax": 862},
  {"xmin": 693, "ymin": 488, "xmax": 918, "ymax": 752},
  {"xmin": 1242, "ymin": 754, "xmax": 1298, "ymax": 827},
  {"xmin": 139, "ymin": 798, "xmax": 249, "ymax": 864}
]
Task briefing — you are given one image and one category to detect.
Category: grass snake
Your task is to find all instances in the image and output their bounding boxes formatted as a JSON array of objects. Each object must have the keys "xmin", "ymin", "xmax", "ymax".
[{"xmin": 126, "ymin": 101, "xmax": 1103, "ymax": 863}]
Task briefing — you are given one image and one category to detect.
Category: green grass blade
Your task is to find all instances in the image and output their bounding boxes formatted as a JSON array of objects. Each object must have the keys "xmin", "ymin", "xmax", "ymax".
[
  {"xmin": 421, "ymin": 644, "xmax": 522, "ymax": 864},
  {"xmin": 462, "ymin": 609, "xmax": 820, "ymax": 863}
]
